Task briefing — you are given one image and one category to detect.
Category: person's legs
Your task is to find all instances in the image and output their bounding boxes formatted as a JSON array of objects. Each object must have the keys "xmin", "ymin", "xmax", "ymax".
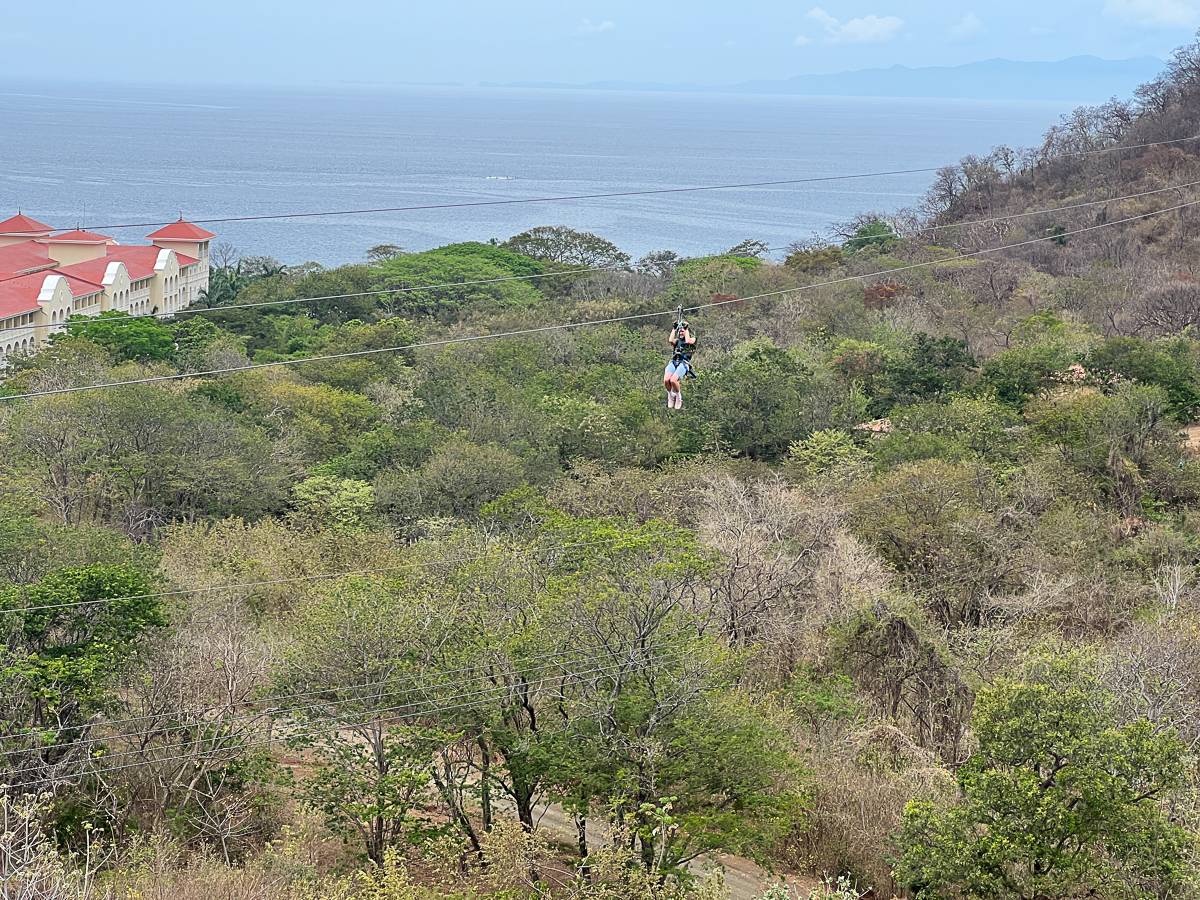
[
  {"xmin": 672, "ymin": 361, "xmax": 688, "ymax": 408},
  {"xmin": 664, "ymin": 363, "xmax": 682, "ymax": 406}
]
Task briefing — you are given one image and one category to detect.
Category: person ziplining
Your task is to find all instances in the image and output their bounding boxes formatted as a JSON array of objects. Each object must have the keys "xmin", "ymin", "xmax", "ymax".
[{"xmin": 664, "ymin": 308, "xmax": 696, "ymax": 409}]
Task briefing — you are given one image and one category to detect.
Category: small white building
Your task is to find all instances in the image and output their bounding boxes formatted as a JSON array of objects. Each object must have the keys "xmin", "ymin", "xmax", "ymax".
[{"xmin": 0, "ymin": 213, "xmax": 215, "ymax": 360}]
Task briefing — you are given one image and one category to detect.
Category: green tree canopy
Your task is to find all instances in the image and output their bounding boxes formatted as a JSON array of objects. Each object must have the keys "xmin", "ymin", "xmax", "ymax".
[
  {"xmin": 435, "ymin": 241, "xmax": 545, "ymax": 277},
  {"xmin": 897, "ymin": 657, "xmax": 1188, "ymax": 900},
  {"xmin": 54, "ymin": 312, "xmax": 175, "ymax": 362},
  {"xmin": 376, "ymin": 250, "xmax": 541, "ymax": 320},
  {"xmin": 1086, "ymin": 336, "xmax": 1200, "ymax": 422},
  {"xmin": 973, "ymin": 345, "xmax": 1069, "ymax": 408},
  {"xmin": 0, "ymin": 564, "xmax": 165, "ymax": 792},
  {"xmin": 844, "ymin": 220, "xmax": 899, "ymax": 253},
  {"xmin": 501, "ymin": 225, "xmax": 631, "ymax": 268}
]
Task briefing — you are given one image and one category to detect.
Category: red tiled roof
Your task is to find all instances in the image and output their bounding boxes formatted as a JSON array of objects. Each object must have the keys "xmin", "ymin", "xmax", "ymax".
[
  {"xmin": 0, "ymin": 215, "xmax": 210, "ymax": 322},
  {"xmin": 0, "ymin": 213, "xmax": 54, "ymax": 236},
  {"xmin": 56, "ymin": 257, "xmax": 120, "ymax": 283},
  {"xmin": 41, "ymin": 229, "xmax": 115, "ymax": 244},
  {"xmin": 0, "ymin": 242, "xmax": 55, "ymax": 277},
  {"xmin": 0, "ymin": 273, "xmax": 59, "ymax": 317},
  {"xmin": 60, "ymin": 274, "xmax": 105, "ymax": 297},
  {"xmin": 102, "ymin": 246, "xmax": 166, "ymax": 280},
  {"xmin": 147, "ymin": 218, "xmax": 215, "ymax": 241}
]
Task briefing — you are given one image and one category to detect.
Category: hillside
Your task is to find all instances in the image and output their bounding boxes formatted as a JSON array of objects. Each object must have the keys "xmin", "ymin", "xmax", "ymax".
[{"xmin": 7, "ymin": 42, "xmax": 1200, "ymax": 900}]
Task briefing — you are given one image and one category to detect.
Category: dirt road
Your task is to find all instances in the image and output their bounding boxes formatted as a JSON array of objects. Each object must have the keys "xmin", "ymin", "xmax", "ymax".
[{"xmin": 527, "ymin": 798, "xmax": 818, "ymax": 900}]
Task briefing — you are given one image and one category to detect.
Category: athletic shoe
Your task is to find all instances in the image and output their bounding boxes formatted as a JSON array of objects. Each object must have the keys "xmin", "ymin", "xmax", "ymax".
[{"xmin": 674, "ymin": 393, "xmax": 683, "ymax": 409}]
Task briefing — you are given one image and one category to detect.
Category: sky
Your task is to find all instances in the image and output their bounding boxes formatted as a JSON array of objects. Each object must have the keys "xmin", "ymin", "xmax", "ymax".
[{"xmin": 1, "ymin": 0, "xmax": 1197, "ymax": 86}]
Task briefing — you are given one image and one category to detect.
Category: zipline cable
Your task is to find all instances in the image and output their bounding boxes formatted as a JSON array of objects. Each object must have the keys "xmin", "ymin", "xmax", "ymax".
[
  {"xmin": 75, "ymin": 169, "xmax": 949, "ymax": 231},
  {"xmin": 4, "ymin": 172, "xmax": 1199, "ymax": 343},
  {"xmin": 4, "ymin": 130, "xmax": 1193, "ymax": 234},
  {"xmin": 4, "ymin": 647, "xmax": 698, "ymax": 782},
  {"xmin": 0, "ymin": 643, "xmax": 688, "ymax": 765},
  {"xmin": 0, "ymin": 424, "xmax": 1148, "ymax": 751},
  {"xmin": 3, "ymin": 170, "xmax": 1199, "ymax": 344},
  {"xmin": 2, "ymin": 536, "xmax": 630, "ymax": 615},
  {"xmin": 0, "ymin": 641, "xmax": 644, "ymax": 755},
  {"xmin": 4, "ymin": 189, "xmax": 1199, "ymax": 403}
]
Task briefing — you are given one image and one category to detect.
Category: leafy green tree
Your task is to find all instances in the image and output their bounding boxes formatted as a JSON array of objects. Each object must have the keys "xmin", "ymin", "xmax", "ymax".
[
  {"xmin": 54, "ymin": 312, "xmax": 175, "ymax": 362},
  {"xmin": 229, "ymin": 263, "xmax": 377, "ymax": 325},
  {"xmin": 196, "ymin": 264, "xmax": 247, "ymax": 307},
  {"xmin": 897, "ymin": 659, "xmax": 1188, "ymax": 900},
  {"xmin": 683, "ymin": 341, "xmax": 812, "ymax": 460},
  {"xmin": 501, "ymin": 225, "xmax": 630, "ymax": 268},
  {"xmin": 376, "ymin": 251, "xmax": 541, "ymax": 320},
  {"xmin": 784, "ymin": 244, "xmax": 843, "ymax": 274},
  {"xmin": 787, "ymin": 429, "xmax": 867, "ymax": 478},
  {"xmin": 725, "ymin": 238, "xmax": 770, "ymax": 258},
  {"xmin": 9, "ymin": 386, "xmax": 288, "ymax": 529},
  {"xmin": 667, "ymin": 255, "xmax": 763, "ymax": 306},
  {"xmin": 786, "ymin": 667, "xmax": 865, "ymax": 735},
  {"xmin": 289, "ymin": 475, "xmax": 377, "ymax": 532},
  {"xmin": 248, "ymin": 379, "xmax": 380, "ymax": 460},
  {"xmin": 542, "ymin": 395, "xmax": 636, "ymax": 463},
  {"xmin": 435, "ymin": 241, "xmax": 545, "ymax": 277},
  {"xmin": 843, "ymin": 220, "xmax": 899, "ymax": 253},
  {"xmin": 1029, "ymin": 382, "xmax": 1181, "ymax": 519},
  {"xmin": 1010, "ymin": 311, "xmax": 1099, "ymax": 354},
  {"xmin": 375, "ymin": 438, "xmax": 527, "ymax": 519},
  {"xmin": 636, "ymin": 249, "xmax": 684, "ymax": 277},
  {"xmin": 295, "ymin": 318, "xmax": 419, "ymax": 392},
  {"xmin": 539, "ymin": 519, "xmax": 802, "ymax": 875},
  {"xmin": 874, "ymin": 397, "xmax": 1020, "ymax": 468},
  {"xmin": 273, "ymin": 579, "xmax": 451, "ymax": 863},
  {"xmin": 172, "ymin": 316, "xmax": 223, "ymax": 369},
  {"xmin": 882, "ymin": 333, "xmax": 976, "ymax": 406},
  {"xmin": 366, "ymin": 243, "xmax": 405, "ymax": 264},
  {"xmin": 973, "ymin": 345, "xmax": 1068, "ymax": 408},
  {"xmin": 0, "ymin": 564, "xmax": 165, "ymax": 792},
  {"xmin": 1086, "ymin": 336, "xmax": 1200, "ymax": 422},
  {"xmin": 238, "ymin": 255, "xmax": 286, "ymax": 280}
]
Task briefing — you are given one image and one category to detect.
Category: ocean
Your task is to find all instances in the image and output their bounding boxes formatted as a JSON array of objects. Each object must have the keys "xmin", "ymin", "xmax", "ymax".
[{"xmin": 0, "ymin": 82, "xmax": 1072, "ymax": 266}]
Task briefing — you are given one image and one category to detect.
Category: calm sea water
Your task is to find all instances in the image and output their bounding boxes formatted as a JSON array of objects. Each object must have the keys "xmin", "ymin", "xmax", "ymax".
[{"xmin": 0, "ymin": 82, "xmax": 1071, "ymax": 265}]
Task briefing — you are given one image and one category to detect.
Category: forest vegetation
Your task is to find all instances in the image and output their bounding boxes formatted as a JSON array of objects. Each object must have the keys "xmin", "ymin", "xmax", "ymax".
[{"xmin": 14, "ymin": 34, "xmax": 1200, "ymax": 900}]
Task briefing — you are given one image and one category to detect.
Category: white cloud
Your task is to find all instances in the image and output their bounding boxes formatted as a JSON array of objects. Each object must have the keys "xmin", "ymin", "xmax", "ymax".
[
  {"xmin": 807, "ymin": 6, "xmax": 840, "ymax": 28},
  {"xmin": 572, "ymin": 19, "xmax": 616, "ymax": 35},
  {"xmin": 1103, "ymin": 0, "xmax": 1198, "ymax": 26},
  {"xmin": 794, "ymin": 33, "xmax": 812, "ymax": 44},
  {"xmin": 950, "ymin": 12, "xmax": 984, "ymax": 38},
  {"xmin": 805, "ymin": 7, "xmax": 904, "ymax": 43},
  {"xmin": 840, "ymin": 14, "xmax": 904, "ymax": 41}
]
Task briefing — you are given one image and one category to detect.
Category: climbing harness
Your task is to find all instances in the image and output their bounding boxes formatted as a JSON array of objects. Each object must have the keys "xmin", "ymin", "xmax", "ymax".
[{"xmin": 671, "ymin": 305, "xmax": 697, "ymax": 379}]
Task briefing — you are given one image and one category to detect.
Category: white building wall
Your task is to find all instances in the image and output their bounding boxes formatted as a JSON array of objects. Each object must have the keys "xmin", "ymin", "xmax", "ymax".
[
  {"xmin": 0, "ymin": 312, "xmax": 37, "ymax": 360},
  {"xmin": 1, "ymin": 228, "xmax": 213, "ymax": 359}
]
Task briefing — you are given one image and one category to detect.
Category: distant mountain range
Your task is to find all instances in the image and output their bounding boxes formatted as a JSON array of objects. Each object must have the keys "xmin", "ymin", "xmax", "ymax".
[{"xmin": 483, "ymin": 56, "xmax": 1165, "ymax": 103}]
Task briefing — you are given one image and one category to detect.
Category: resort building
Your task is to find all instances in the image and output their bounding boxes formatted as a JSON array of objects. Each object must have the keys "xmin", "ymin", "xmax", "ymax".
[{"xmin": 0, "ymin": 212, "xmax": 214, "ymax": 360}]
